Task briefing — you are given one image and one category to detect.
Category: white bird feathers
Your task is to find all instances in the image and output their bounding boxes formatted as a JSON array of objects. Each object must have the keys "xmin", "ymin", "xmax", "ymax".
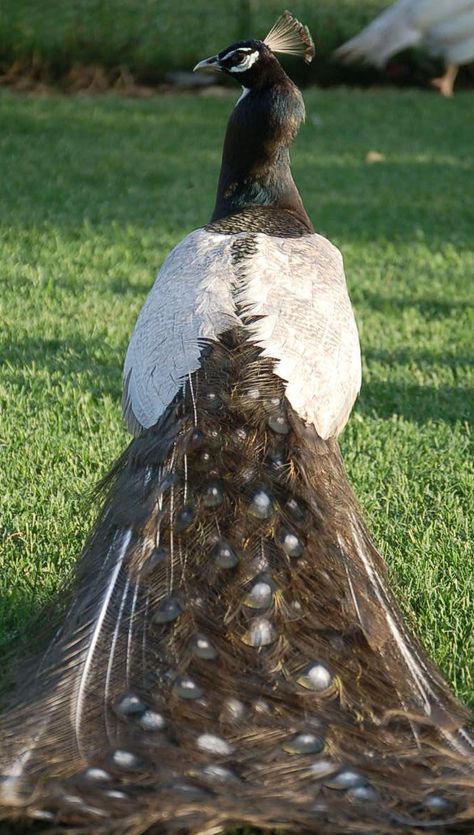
[
  {"xmin": 335, "ymin": 0, "xmax": 474, "ymax": 69},
  {"xmin": 123, "ymin": 230, "xmax": 361, "ymax": 440}
]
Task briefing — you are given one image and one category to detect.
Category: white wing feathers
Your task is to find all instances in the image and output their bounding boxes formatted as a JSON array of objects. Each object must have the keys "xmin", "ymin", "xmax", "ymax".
[
  {"xmin": 123, "ymin": 229, "xmax": 361, "ymax": 441},
  {"xmin": 236, "ymin": 234, "xmax": 361, "ymax": 440},
  {"xmin": 334, "ymin": 0, "xmax": 423, "ymax": 67},
  {"xmin": 123, "ymin": 230, "xmax": 238, "ymax": 434},
  {"xmin": 334, "ymin": 0, "xmax": 474, "ymax": 67}
]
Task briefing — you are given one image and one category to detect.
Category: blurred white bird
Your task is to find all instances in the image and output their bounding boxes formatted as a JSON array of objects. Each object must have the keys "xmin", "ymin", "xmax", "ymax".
[{"xmin": 334, "ymin": 0, "xmax": 474, "ymax": 96}]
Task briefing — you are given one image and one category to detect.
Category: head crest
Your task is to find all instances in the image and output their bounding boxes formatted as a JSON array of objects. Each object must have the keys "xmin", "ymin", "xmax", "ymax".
[{"xmin": 263, "ymin": 10, "xmax": 315, "ymax": 64}]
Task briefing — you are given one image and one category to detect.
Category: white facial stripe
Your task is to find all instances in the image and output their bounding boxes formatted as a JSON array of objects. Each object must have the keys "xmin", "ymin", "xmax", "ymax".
[
  {"xmin": 220, "ymin": 46, "xmax": 252, "ymax": 61},
  {"xmin": 229, "ymin": 50, "xmax": 260, "ymax": 73}
]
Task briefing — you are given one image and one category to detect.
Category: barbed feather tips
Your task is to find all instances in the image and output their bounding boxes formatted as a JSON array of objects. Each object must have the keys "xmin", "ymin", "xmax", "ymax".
[{"xmin": 264, "ymin": 10, "xmax": 315, "ymax": 64}]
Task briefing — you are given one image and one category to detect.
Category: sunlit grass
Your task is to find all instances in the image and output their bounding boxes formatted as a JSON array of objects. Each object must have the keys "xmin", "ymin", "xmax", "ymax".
[{"xmin": 0, "ymin": 87, "xmax": 472, "ymax": 728}]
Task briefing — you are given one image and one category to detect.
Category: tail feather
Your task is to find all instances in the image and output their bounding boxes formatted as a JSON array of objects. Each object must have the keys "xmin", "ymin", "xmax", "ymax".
[
  {"xmin": 73, "ymin": 529, "xmax": 133, "ymax": 758},
  {"xmin": 0, "ymin": 333, "xmax": 473, "ymax": 833}
]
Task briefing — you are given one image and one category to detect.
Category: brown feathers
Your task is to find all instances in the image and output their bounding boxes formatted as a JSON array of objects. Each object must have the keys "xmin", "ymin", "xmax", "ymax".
[
  {"xmin": 1, "ymin": 312, "xmax": 473, "ymax": 834},
  {"xmin": 264, "ymin": 11, "xmax": 315, "ymax": 64}
]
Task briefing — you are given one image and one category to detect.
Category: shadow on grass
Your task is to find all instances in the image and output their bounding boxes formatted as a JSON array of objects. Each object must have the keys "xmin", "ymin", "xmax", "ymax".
[
  {"xmin": 0, "ymin": 97, "xmax": 472, "ymax": 250},
  {"xmin": 0, "ymin": 584, "xmax": 63, "ymax": 650},
  {"xmin": 2, "ymin": 159, "xmax": 473, "ymax": 251},
  {"xmin": 1, "ymin": 335, "xmax": 123, "ymax": 402},
  {"xmin": 358, "ymin": 381, "xmax": 473, "ymax": 425},
  {"xmin": 360, "ymin": 293, "xmax": 474, "ymax": 321},
  {"xmin": 364, "ymin": 347, "xmax": 474, "ymax": 369},
  {"xmin": 2, "ymin": 334, "xmax": 473, "ymax": 429},
  {"xmin": 2, "ymin": 336, "xmax": 473, "ymax": 427}
]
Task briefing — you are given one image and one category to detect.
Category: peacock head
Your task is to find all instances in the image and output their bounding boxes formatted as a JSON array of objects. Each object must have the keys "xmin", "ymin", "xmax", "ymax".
[
  {"xmin": 194, "ymin": 40, "xmax": 278, "ymax": 88},
  {"xmin": 193, "ymin": 11, "xmax": 314, "ymax": 89}
]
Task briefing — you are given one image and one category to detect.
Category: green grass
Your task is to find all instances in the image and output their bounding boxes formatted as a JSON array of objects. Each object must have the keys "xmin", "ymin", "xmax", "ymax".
[
  {"xmin": 0, "ymin": 0, "xmax": 393, "ymax": 80},
  {"xmin": 0, "ymin": 87, "xmax": 473, "ymax": 716}
]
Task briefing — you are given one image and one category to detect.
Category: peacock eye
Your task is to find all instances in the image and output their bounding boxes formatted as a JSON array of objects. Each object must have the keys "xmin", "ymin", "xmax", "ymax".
[{"xmin": 235, "ymin": 52, "xmax": 246, "ymax": 63}]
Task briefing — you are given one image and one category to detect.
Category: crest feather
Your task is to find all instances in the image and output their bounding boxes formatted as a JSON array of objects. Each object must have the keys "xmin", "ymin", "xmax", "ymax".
[{"xmin": 264, "ymin": 10, "xmax": 315, "ymax": 64}]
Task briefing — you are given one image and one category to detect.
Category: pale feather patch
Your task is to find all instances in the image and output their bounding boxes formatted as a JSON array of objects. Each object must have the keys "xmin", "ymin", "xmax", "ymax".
[
  {"xmin": 126, "ymin": 579, "xmax": 140, "ymax": 686},
  {"xmin": 264, "ymin": 10, "xmax": 315, "ymax": 64},
  {"xmin": 235, "ymin": 86, "xmax": 250, "ymax": 108},
  {"xmin": 229, "ymin": 50, "xmax": 259, "ymax": 73},
  {"xmin": 123, "ymin": 230, "xmax": 240, "ymax": 434},
  {"xmin": 0, "ymin": 746, "xmax": 37, "ymax": 805},
  {"xmin": 104, "ymin": 577, "xmax": 131, "ymax": 743},
  {"xmin": 333, "ymin": 0, "xmax": 474, "ymax": 68},
  {"xmin": 333, "ymin": 2, "xmax": 422, "ymax": 69},
  {"xmin": 123, "ymin": 231, "xmax": 360, "ymax": 439},
  {"xmin": 234, "ymin": 233, "xmax": 361, "ymax": 438},
  {"xmin": 219, "ymin": 46, "xmax": 253, "ymax": 61},
  {"xmin": 72, "ymin": 529, "xmax": 133, "ymax": 756},
  {"xmin": 349, "ymin": 515, "xmax": 441, "ymax": 715}
]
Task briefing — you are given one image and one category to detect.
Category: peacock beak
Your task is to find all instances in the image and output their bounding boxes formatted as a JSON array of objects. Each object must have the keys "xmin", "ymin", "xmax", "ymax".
[{"xmin": 193, "ymin": 55, "xmax": 222, "ymax": 73}]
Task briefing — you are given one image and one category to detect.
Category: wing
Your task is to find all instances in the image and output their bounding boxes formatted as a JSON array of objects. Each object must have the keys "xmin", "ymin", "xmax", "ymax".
[
  {"xmin": 334, "ymin": 0, "xmax": 474, "ymax": 67},
  {"xmin": 123, "ymin": 228, "xmax": 360, "ymax": 440},
  {"xmin": 334, "ymin": 0, "xmax": 434, "ymax": 67},
  {"xmin": 334, "ymin": 0, "xmax": 423, "ymax": 67},
  {"xmin": 238, "ymin": 233, "xmax": 361, "ymax": 439},
  {"xmin": 122, "ymin": 229, "xmax": 238, "ymax": 435}
]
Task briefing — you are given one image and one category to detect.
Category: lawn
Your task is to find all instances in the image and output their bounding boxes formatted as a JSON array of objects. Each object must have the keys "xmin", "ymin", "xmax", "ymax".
[
  {"xmin": 0, "ymin": 0, "xmax": 390, "ymax": 79},
  {"xmin": 0, "ymin": 84, "xmax": 473, "ymax": 725}
]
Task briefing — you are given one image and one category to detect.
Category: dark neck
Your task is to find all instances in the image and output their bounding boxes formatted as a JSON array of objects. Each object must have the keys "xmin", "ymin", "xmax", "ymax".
[{"xmin": 210, "ymin": 73, "xmax": 312, "ymax": 229}]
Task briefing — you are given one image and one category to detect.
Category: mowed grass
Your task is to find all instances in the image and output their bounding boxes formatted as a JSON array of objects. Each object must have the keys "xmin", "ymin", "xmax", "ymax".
[
  {"xmin": 0, "ymin": 0, "xmax": 389, "ymax": 77},
  {"xmin": 0, "ymin": 88, "xmax": 473, "ymax": 715}
]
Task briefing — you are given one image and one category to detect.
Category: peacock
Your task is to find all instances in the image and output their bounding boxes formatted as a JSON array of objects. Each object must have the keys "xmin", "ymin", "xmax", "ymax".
[
  {"xmin": 334, "ymin": 0, "xmax": 474, "ymax": 96},
  {"xmin": 0, "ymin": 11, "xmax": 473, "ymax": 835}
]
